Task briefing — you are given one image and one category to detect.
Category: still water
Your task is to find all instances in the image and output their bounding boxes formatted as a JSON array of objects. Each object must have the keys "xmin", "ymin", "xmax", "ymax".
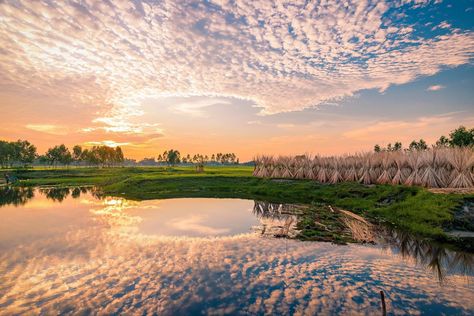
[{"xmin": 0, "ymin": 187, "xmax": 473, "ymax": 315}]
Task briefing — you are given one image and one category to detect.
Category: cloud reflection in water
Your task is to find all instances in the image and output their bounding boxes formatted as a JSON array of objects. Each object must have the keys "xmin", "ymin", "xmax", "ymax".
[{"xmin": 0, "ymin": 190, "xmax": 472, "ymax": 315}]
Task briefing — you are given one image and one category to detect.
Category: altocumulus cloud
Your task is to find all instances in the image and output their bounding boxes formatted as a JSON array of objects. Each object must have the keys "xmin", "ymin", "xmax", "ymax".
[{"xmin": 0, "ymin": 0, "xmax": 473, "ymax": 125}]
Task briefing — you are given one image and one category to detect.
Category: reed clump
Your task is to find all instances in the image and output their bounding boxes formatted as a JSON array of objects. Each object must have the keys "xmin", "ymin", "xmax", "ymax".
[{"xmin": 253, "ymin": 147, "xmax": 474, "ymax": 188}]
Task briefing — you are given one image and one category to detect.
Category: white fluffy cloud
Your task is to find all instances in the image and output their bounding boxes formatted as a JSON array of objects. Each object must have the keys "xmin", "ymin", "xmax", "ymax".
[
  {"xmin": 427, "ymin": 84, "xmax": 446, "ymax": 91},
  {"xmin": 0, "ymin": 0, "xmax": 472, "ymax": 121}
]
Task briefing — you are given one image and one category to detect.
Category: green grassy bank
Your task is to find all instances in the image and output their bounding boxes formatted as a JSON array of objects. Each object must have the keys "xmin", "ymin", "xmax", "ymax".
[{"xmin": 6, "ymin": 166, "xmax": 472, "ymax": 244}]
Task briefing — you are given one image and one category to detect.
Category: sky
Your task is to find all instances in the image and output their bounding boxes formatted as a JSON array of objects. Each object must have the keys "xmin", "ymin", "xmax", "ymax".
[{"xmin": 0, "ymin": 0, "xmax": 473, "ymax": 161}]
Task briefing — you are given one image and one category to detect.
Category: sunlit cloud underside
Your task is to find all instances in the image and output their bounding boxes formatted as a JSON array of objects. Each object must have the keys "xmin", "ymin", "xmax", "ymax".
[
  {"xmin": 1, "ymin": 1, "xmax": 473, "ymax": 130},
  {"xmin": 0, "ymin": 0, "xmax": 474, "ymax": 158}
]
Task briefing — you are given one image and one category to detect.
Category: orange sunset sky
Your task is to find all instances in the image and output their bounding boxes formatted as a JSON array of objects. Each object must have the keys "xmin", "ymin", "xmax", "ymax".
[{"xmin": 1, "ymin": 0, "xmax": 473, "ymax": 161}]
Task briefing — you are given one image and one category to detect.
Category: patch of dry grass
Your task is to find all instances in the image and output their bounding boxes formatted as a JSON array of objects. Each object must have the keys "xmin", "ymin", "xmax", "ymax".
[{"xmin": 254, "ymin": 147, "xmax": 474, "ymax": 188}]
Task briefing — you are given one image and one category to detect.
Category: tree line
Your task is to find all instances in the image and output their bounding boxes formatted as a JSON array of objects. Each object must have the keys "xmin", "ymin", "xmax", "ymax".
[
  {"xmin": 0, "ymin": 140, "xmax": 240, "ymax": 169},
  {"xmin": 39, "ymin": 145, "xmax": 125, "ymax": 167},
  {"xmin": 0, "ymin": 140, "xmax": 124, "ymax": 168},
  {"xmin": 134, "ymin": 150, "xmax": 240, "ymax": 166},
  {"xmin": 374, "ymin": 125, "xmax": 474, "ymax": 152},
  {"xmin": 0, "ymin": 140, "xmax": 37, "ymax": 168}
]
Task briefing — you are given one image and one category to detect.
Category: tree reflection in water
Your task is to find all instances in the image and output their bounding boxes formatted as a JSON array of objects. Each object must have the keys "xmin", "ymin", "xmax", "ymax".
[
  {"xmin": 71, "ymin": 187, "xmax": 81, "ymax": 199},
  {"xmin": 39, "ymin": 187, "xmax": 71, "ymax": 202},
  {"xmin": 0, "ymin": 186, "xmax": 100, "ymax": 206},
  {"xmin": 336, "ymin": 209, "xmax": 473, "ymax": 283},
  {"xmin": 39, "ymin": 186, "xmax": 99, "ymax": 202},
  {"xmin": 0, "ymin": 192, "xmax": 471, "ymax": 284},
  {"xmin": 253, "ymin": 200, "xmax": 473, "ymax": 283},
  {"xmin": 0, "ymin": 194, "xmax": 472, "ymax": 314},
  {"xmin": 376, "ymin": 227, "xmax": 473, "ymax": 283},
  {"xmin": 252, "ymin": 201, "xmax": 303, "ymax": 238},
  {"xmin": 0, "ymin": 186, "xmax": 34, "ymax": 207}
]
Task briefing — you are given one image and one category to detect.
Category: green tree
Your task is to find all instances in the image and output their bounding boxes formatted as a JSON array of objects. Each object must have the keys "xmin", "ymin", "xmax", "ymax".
[
  {"xmin": 58, "ymin": 145, "xmax": 73, "ymax": 166},
  {"xmin": 409, "ymin": 139, "xmax": 428, "ymax": 151},
  {"xmin": 80, "ymin": 149, "xmax": 94, "ymax": 166},
  {"xmin": 192, "ymin": 153, "xmax": 207, "ymax": 172},
  {"xmin": 436, "ymin": 135, "xmax": 450, "ymax": 147},
  {"xmin": 393, "ymin": 142, "xmax": 402, "ymax": 151},
  {"xmin": 45, "ymin": 144, "xmax": 72, "ymax": 167},
  {"xmin": 449, "ymin": 126, "xmax": 474, "ymax": 147},
  {"xmin": 17, "ymin": 140, "xmax": 37, "ymax": 167},
  {"xmin": 38, "ymin": 155, "xmax": 49, "ymax": 165},
  {"xmin": 72, "ymin": 145, "xmax": 82, "ymax": 164},
  {"xmin": 0, "ymin": 140, "xmax": 36, "ymax": 167},
  {"xmin": 0, "ymin": 141, "xmax": 14, "ymax": 168},
  {"xmin": 164, "ymin": 149, "xmax": 180, "ymax": 166},
  {"xmin": 374, "ymin": 144, "xmax": 381, "ymax": 153},
  {"xmin": 95, "ymin": 146, "xmax": 107, "ymax": 166},
  {"xmin": 418, "ymin": 139, "xmax": 428, "ymax": 150},
  {"xmin": 83, "ymin": 145, "xmax": 124, "ymax": 167},
  {"xmin": 45, "ymin": 146, "xmax": 59, "ymax": 167},
  {"xmin": 114, "ymin": 147, "xmax": 124, "ymax": 165}
]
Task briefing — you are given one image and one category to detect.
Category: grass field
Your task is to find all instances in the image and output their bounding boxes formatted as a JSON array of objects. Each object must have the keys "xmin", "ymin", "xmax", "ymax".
[{"xmin": 6, "ymin": 165, "xmax": 472, "ymax": 246}]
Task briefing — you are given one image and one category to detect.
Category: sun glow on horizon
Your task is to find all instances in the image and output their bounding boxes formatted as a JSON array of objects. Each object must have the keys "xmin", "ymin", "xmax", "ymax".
[{"xmin": 0, "ymin": 0, "xmax": 473, "ymax": 160}]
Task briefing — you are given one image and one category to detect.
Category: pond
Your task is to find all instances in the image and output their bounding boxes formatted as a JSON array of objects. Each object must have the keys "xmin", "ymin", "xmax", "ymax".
[{"xmin": 0, "ymin": 187, "xmax": 473, "ymax": 315}]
